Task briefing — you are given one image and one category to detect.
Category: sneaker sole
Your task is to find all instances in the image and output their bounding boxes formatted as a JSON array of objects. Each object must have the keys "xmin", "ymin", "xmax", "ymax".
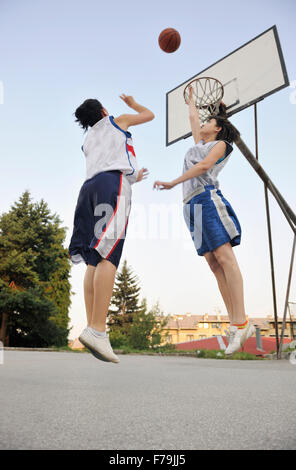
[{"xmin": 79, "ymin": 335, "xmax": 119, "ymax": 363}]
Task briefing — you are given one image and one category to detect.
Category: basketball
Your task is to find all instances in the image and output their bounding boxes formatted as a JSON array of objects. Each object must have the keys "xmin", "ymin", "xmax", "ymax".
[{"xmin": 158, "ymin": 28, "xmax": 181, "ymax": 53}]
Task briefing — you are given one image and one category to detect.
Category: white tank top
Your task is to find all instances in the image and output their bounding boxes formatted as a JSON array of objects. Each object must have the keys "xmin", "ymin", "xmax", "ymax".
[
  {"xmin": 82, "ymin": 115, "xmax": 138, "ymax": 184},
  {"xmin": 182, "ymin": 139, "xmax": 233, "ymax": 203}
]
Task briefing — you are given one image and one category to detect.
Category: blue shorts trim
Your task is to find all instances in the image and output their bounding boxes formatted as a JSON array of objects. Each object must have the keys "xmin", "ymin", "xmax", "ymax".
[{"xmin": 183, "ymin": 185, "xmax": 242, "ymax": 256}]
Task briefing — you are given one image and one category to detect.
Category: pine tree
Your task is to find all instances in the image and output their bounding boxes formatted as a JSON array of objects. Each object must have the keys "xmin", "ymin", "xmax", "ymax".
[
  {"xmin": 108, "ymin": 259, "xmax": 142, "ymax": 334},
  {"xmin": 0, "ymin": 190, "xmax": 72, "ymax": 346}
]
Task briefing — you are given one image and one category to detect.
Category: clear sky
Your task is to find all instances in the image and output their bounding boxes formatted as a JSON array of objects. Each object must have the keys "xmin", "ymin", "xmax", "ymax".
[{"xmin": 0, "ymin": 0, "xmax": 295, "ymax": 339}]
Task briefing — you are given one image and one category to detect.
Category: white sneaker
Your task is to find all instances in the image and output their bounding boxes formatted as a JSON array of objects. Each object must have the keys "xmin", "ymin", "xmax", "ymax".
[
  {"xmin": 225, "ymin": 321, "xmax": 256, "ymax": 356},
  {"xmin": 79, "ymin": 327, "xmax": 120, "ymax": 363},
  {"xmin": 224, "ymin": 328, "xmax": 231, "ymax": 344},
  {"xmin": 79, "ymin": 328, "xmax": 110, "ymax": 362}
]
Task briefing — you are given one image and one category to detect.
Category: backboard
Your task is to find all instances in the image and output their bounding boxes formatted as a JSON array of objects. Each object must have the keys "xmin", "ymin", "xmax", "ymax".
[{"xmin": 166, "ymin": 25, "xmax": 289, "ymax": 146}]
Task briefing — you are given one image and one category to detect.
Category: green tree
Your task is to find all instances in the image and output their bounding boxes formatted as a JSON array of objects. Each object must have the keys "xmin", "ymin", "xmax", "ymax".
[
  {"xmin": 108, "ymin": 259, "xmax": 141, "ymax": 335},
  {"xmin": 0, "ymin": 190, "xmax": 72, "ymax": 346},
  {"xmin": 127, "ymin": 300, "xmax": 169, "ymax": 350},
  {"xmin": 0, "ymin": 286, "xmax": 67, "ymax": 347}
]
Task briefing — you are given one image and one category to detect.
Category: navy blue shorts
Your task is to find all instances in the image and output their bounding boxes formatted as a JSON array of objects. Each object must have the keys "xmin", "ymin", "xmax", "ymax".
[
  {"xmin": 68, "ymin": 171, "xmax": 131, "ymax": 268},
  {"xmin": 183, "ymin": 185, "xmax": 241, "ymax": 256}
]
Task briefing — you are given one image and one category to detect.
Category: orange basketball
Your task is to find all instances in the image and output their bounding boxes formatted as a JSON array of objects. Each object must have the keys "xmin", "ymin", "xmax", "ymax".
[{"xmin": 158, "ymin": 28, "xmax": 181, "ymax": 53}]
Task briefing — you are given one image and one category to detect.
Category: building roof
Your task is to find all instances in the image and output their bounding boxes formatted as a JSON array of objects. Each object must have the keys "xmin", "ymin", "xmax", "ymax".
[
  {"xmin": 158, "ymin": 314, "xmax": 294, "ymax": 330},
  {"xmin": 160, "ymin": 314, "xmax": 229, "ymax": 330}
]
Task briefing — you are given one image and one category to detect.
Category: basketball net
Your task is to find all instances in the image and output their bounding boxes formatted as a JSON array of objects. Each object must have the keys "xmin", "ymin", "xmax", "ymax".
[{"xmin": 184, "ymin": 77, "xmax": 224, "ymax": 122}]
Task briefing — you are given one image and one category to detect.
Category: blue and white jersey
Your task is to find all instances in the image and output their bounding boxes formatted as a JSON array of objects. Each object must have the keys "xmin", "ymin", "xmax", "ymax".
[
  {"xmin": 182, "ymin": 139, "xmax": 233, "ymax": 203},
  {"xmin": 82, "ymin": 115, "xmax": 138, "ymax": 185}
]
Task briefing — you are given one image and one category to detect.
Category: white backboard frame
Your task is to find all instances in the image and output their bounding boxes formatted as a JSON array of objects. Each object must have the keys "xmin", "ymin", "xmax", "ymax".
[{"xmin": 166, "ymin": 25, "xmax": 289, "ymax": 146}]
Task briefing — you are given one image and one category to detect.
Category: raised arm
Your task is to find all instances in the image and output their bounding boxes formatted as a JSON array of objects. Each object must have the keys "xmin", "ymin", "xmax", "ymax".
[
  {"xmin": 187, "ymin": 86, "xmax": 202, "ymax": 144},
  {"xmin": 114, "ymin": 94, "xmax": 155, "ymax": 131}
]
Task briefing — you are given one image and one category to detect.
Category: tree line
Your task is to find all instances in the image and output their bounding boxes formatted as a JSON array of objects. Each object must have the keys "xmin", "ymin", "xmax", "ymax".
[{"xmin": 0, "ymin": 191, "xmax": 168, "ymax": 350}]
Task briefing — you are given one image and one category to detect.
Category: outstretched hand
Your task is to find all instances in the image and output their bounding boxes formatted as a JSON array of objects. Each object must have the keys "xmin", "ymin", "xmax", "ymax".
[
  {"xmin": 136, "ymin": 168, "xmax": 149, "ymax": 182},
  {"xmin": 119, "ymin": 94, "xmax": 137, "ymax": 108},
  {"xmin": 153, "ymin": 180, "xmax": 176, "ymax": 190}
]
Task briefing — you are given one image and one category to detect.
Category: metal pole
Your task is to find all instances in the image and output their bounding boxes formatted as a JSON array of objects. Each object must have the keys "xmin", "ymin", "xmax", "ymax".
[
  {"xmin": 255, "ymin": 327, "xmax": 264, "ymax": 351},
  {"xmin": 267, "ymin": 180, "xmax": 296, "ymax": 233},
  {"xmin": 288, "ymin": 304, "xmax": 293, "ymax": 339},
  {"xmin": 267, "ymin": 184, "xmax": 296, "ymax": 235},
  {"xmin": 278, "ymin": 235, "xmax": 296, "ymax": 357},
  {"xmin": 230, "ymin": 117, "xmax": 296, "ymax": 358},
  {"xmin": 253, "ymin": 105, "xmax": 295, "ymax": 228},
  {"xmin": 234, "ymin": 136, "xmax": 296, "ymax": 232},
  {"xmin": 263, "ymin": 183, "xmax": 280, "ymax": 357},
  {"xmin": 254, "ymin": 103, "xmax": 259, "ymax": 160},
  {"xmin": 253, "ymin": 105, "xmax": 280, "ymax": 358}
]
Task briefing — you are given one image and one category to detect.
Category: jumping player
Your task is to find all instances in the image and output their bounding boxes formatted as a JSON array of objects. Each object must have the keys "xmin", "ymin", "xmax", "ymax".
[
  {"xmin": 153, "ymin": 87, "xmax": 255, "ymax": 355},
  {"xmin": 69, "ymin": 94, "xmax": 154, "ymax": 363}
]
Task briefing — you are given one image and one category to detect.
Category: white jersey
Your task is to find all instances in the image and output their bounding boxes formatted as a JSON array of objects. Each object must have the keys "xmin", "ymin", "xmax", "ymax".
[
  {"xmin": 82, "ymin": 115, "xmax": 139, "ymax": 185},
  {"xmin": 182, "ymin": 139, "xmax": 233, "ymax": 203}
]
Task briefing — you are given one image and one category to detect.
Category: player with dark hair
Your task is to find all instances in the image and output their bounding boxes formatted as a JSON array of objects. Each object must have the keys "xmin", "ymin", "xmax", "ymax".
[
  {"xmin": 69, "ymin": 94, "xmax": 154, "ymax": 363},
  {"xmin": 153, "ymin": 87, "xmax": 255, "ymax": 355}
]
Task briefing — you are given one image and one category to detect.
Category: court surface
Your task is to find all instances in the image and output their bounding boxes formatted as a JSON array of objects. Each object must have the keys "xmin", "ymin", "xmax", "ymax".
[{"xmin": 1, "ymin": 351, "xmax": 295, "ymax": 450}]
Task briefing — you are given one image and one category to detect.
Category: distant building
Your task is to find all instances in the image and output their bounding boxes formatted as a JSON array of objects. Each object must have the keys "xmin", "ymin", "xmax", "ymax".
[
  {"xmin": 264, "ymin": 315, "xmax": 296, "ymax": 338},
  {"xmin": 68, "ymin": 313, "xmax": 296, "ymax": 348},
  {"xmin": 159, "ymin": 313, "xmax": 296, "ymax": 345}
]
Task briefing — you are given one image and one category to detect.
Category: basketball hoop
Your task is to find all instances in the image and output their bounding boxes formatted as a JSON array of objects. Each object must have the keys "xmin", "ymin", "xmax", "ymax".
[{"xmin": 183, "ymin": 77, "xmax": 224, "ymax": 122}]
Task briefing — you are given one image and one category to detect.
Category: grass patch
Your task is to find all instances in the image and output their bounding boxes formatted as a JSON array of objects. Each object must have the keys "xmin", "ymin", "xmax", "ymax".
[
  {"xmin": 185, "ymin": 349, "xmax": 261, "ymax": 360},
  {"xmin": 115, "ymin": 344, "xmax": 178, "ymax": 355},
  {"xmin": 229, "ymin": 351, "xmax": 261, "ymax": 360},
  {"xmin": 54, "ymin": 344, "xmax": 262, "ymax": 360},
  {"xmin": 114, "ymin": 346, "xmax": 262, "ymax": 360}
]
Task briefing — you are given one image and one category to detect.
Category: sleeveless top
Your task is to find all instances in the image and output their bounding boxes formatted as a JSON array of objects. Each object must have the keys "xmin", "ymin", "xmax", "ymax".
[
  {"xmin": 182, "ymin": 139, "xmax": 233, "ymax": 203},
  {"xmin": 82, "ymin": 115, "xmax": 138, "ymax": 184}
]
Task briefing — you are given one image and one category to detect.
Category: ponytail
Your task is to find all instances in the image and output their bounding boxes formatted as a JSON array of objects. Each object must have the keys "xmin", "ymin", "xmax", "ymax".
[{"xmin": 208, "ymin": 104, "xmax": 240, "ymax": 144}]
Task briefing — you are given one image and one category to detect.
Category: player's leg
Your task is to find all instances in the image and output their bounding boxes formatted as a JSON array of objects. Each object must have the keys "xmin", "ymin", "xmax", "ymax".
[
  {"xmin": 79, "ymin": 172, "xmax": 130, "ymax": 362},
  {"xmin": 90, "ymin": 259, "xmax": 117, "ymax": 332},
  {"xmin": 83, "ymin": 265, "xmax": 96, "ymax": 326},
  {"xmin": 88, "ymin": 173, "xmax": 130, "ymax": 332},
  {"xmin": 79, "ymin": 258, "xmax": 118, "ymax": 363},
  {"xmin": 203, "ymin": 251, "xmax": 233, "ymax": 323},
  {"xmin": 212, "ymin": 242, "xmax": 255, "ymax": 354},
  {"xmin": 212, "ymin": 242, "xmax": 245, "ymax": 324}
]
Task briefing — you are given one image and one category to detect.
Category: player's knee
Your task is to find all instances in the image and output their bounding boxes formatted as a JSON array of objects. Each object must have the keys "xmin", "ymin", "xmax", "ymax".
[
  {"xmin": 209, "ymin": 259, "xmax": 222, "ymax": 273},
  {"xmin": 213, "ymin": 243, "xmax": 234, "ymax": 268},
  {"xmin": 205, "ymin": 253, "xmax": 221, "ymax": 273},
  {"xmin": 214, "ymin": 252, "xmax": 233, "ymax": 269}
]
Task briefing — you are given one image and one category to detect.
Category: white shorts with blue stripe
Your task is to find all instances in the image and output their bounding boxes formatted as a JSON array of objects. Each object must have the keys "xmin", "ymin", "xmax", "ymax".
[{"xmin": 183, "ymin": 185, "xmax": 241, "ymax": 256}]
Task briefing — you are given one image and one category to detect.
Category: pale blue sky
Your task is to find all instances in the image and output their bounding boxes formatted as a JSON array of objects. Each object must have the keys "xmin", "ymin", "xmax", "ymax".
[{"xmin": 0, "ymin": 0, "xmax": 295, "ymax": 339}]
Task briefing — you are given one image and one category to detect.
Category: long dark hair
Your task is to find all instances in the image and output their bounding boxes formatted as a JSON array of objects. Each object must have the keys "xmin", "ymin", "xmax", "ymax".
[
  {"xmin": 207, "ymin": 103, "xmax": 240, "ymax": 144},
  {"xmin": 74, "ymin": 99, "xmax": 104, "ymax": 131}
]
